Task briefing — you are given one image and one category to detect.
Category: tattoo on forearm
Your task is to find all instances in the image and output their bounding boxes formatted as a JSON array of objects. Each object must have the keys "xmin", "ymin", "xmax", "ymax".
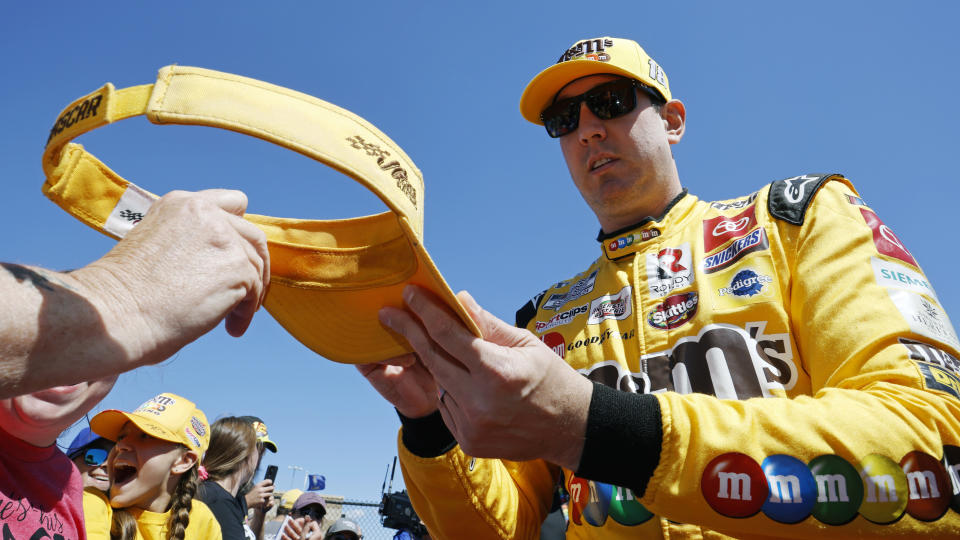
[{"xmin": 1, "ymin": 263, "xmax": 72, "ymax": 292}]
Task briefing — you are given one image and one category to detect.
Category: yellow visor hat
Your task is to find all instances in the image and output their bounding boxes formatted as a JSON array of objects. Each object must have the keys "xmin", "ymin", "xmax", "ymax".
[{"xmin": 42, "ymin": 65, "xmax": 481, "ymax": 364}]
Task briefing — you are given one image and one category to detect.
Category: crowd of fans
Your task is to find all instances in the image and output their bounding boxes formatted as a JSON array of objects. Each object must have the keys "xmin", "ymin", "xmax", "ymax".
[{"xmin": 59, "ymin": 394, "xmax": 363, "ymax": 540}]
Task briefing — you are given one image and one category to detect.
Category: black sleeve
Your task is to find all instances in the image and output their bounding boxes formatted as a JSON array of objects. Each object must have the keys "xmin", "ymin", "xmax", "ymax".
[
  {"xmin": 397, "ymin": 409, "xmax": 457, "ymax": 458},
  {"xmin": 575, "ymin": 382, "xmax": 663, "ymax": 497}
]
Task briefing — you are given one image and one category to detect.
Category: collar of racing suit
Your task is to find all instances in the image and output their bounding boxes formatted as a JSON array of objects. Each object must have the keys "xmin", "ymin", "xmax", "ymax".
[{"xmin": 598, "ymin": 188, "xmax": 697, "ymax": 260}]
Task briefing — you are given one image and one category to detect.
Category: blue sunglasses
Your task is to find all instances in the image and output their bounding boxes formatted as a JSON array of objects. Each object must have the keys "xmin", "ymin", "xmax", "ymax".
[{"xmin": 83, "ymin": 447, "xmax": 109, "ymax": 466}]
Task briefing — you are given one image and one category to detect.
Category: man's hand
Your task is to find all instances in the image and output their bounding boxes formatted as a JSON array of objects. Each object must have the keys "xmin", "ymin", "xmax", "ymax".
[
  {"xmin": 75, "ymin": 189, "xmax": 270, "ymax": 364},
  {"xmin": 356, "ymin": 353, "xmax": 438, "ymax": 419},
  {"xmin": 245, "ymin": 478, "xmax": 275, "ymax": 511},
  {"xmin": 377, "ymin": 286, "xmax": 594, "ymax": 470},
  {"xmin": 0, "ymin": 189, "xmax": 270, "ymax": 398},
  {"xmin": 278, "ymin": 517, "xmax": 321, "ymax": 540}
]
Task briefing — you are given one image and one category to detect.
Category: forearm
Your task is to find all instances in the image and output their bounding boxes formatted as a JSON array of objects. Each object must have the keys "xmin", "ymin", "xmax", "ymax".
[
  {"xmin": 576, "ymin": 383, "xmax": 663, "ymax": 495},
  {"xmin": 398, "ymin": 412, "xmax": 556, "ymax": 540},
  {"xmin": 0, "ymin": 262, "xmax": 151, "ymax": 398},
  {"xmin": 248, "ymin": 508, "xmax": 265, "ymax": 538}
]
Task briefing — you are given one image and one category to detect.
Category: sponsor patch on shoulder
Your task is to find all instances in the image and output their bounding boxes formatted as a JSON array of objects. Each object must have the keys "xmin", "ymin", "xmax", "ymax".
[
  {"xmin": 871, "ymin": 257, "xmax": 938, "ymax": 302},
  {"xmin": 767, "ymin": 173, "xmax": 837, "ymax": 226},
  {"xmin": 889, "ymin": 290, "xmax": 960, "ymax": 351},
  {"xmin": 846, "ymin": 194, "xmax": 867, "ymax": 206},
  {"xmin": 916, "ymin": 361, "xmax": 960, "ymax": 401},
  {"xmin": 900, "ymin": 338, "xmax": 960, "ymax": 378},
  {"xmin": 860, "ymin": 208, "xmax": 919, "ymax": 268}
]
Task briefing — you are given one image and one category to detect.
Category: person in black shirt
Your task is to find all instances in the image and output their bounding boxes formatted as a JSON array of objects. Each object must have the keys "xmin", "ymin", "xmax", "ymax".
[{"xmin": 197, "ymin": 416, "xmax": 261, "ymax": 540}]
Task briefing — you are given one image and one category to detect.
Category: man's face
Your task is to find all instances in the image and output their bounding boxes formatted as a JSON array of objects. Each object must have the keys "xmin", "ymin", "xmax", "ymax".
[
  {"xmin": 556, "ymin": 74, "xmax": 677, "ymax": 232},
  {"xmin": 0, "ymin": 376, "xmax": 116, "ymax": 447}
]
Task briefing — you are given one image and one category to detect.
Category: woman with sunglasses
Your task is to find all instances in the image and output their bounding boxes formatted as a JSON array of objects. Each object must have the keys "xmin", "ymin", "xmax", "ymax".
[{"xmin": 66, "ymin": 426, "xmax": 115, "ymax": 494}]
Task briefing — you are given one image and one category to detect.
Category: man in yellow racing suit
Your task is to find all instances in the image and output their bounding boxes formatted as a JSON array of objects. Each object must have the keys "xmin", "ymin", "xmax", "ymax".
[{"xmin": 360, "ymin": 36, "xmax": 960, "ymax": 539}]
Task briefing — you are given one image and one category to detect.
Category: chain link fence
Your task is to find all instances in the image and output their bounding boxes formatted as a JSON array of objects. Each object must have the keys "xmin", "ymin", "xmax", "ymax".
[
  {"xmin": 328, "ymin": 497, "xmax": 397, "ymax": 540},
  {"xmin": 263, "ymin": 492, "xmax": 418, "ymax": 540}
]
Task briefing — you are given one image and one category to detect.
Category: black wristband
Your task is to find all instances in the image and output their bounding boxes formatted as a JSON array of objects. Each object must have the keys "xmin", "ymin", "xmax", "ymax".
[
  {"xmin": 397, "ymin": 409, "xmax": 458, "ymax": 458},
  {"xmin": 576, "ymin": 382, "xmax": 663, "ymax": 496}
]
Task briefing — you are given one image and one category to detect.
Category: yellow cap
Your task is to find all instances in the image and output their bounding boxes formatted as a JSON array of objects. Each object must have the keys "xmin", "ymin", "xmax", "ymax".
[
  {"xmin": 90, "ymin": 392, "xmax": 210, "ymax": 456},
  {"xmin": 280, "ymin": 489, "xmax": 304, "ymax": 510},
  {"xmin": 519, "ymin": 36, "xmax": 671, "ymax": 125},
  {"xmin": 41, "ymin": 65, "xmax": 483, "ymax": 364}
]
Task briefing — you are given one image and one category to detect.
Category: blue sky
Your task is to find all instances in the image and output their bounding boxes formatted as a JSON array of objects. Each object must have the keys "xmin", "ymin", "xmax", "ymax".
[{"xmin": 3, "ymin": 0, "xmax": 958, "ymax": 516}]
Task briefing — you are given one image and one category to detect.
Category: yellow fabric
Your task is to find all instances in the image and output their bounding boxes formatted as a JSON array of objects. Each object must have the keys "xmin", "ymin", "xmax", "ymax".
[
  {"xmin": 40, "ymin": 65, "xmax": 481, "ymax": 364},
  {"xmin": 83, "ymin": 489, "xmax": 223, "ymax": 540},
  {"xmin": 399, "ymin": 177, "xmax": 960, "ymax": 539}
]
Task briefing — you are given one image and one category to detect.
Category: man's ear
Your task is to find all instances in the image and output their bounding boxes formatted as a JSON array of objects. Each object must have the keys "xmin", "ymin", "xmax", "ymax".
[
  {"xmin": 171, "ymin": 450, "xmax": 199, "ymax": 475},
  {"xmin": 661, "ymin": 99, "xmax": 686, "ymax": 144}
]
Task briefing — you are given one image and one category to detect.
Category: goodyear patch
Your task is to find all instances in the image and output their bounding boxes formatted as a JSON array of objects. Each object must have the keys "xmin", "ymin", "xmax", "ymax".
[{"xmin": 917, "ymin": 362, "xmax": 960, "ymax": 401}]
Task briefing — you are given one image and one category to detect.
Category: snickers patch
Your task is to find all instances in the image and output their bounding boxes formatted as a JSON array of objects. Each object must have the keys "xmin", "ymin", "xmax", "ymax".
[{"xmin": 767, "ymin": 173, "xmax": 838, "ymax": 225}]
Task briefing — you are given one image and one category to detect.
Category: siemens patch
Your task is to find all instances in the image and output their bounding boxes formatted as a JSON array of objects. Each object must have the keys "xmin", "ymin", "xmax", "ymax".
[
  {"xmin": 872, "ymin": 257, "xmax": 938, "ymax": 302},
  {"xmin": 703, "ymin": 228, "xmax": 769, "ymax": 274}
]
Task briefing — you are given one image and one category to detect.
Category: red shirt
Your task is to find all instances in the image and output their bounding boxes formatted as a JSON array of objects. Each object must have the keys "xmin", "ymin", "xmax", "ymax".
[{"xmin": 0, "ymin": 425, "xmax": 86, "ymax": 540}]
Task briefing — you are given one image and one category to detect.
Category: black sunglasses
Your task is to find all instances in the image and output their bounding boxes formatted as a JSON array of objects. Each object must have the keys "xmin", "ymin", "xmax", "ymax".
[
  {"xmin": 83, "ymin": 448, "xmax": 109, "ymax": 466},
  {"xmin": 540, "ymin": 78, "xmax": 663, "ymax": 138}
]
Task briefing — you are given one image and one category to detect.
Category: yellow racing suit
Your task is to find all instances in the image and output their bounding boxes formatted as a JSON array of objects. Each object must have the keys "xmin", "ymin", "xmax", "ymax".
[{"xmin": 396, "ymin": 174, "xmax": 960, "ymax": 539}]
